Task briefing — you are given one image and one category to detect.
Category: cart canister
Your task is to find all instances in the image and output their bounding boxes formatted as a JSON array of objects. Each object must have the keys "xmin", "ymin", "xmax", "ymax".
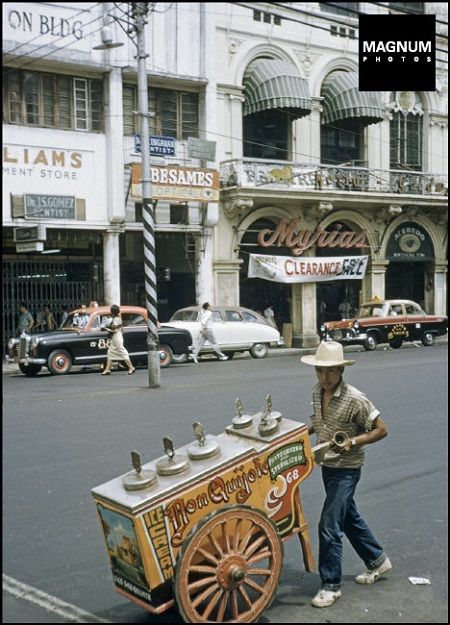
[{"xmin": 91, "ymin": 403, "xmax": 315, "ymax": 622}]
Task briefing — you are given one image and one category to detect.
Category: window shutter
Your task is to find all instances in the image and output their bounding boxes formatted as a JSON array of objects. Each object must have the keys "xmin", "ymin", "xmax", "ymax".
[
  {"xmin": 7, "ymin": 71, "xmax": 23, "ymax": 124},
  {"xmin": 56, "ymin": 76, "xmax": 72, "ymax": 129},
  {"xmin": 42, "ymin": 75, "xmax": 55, "ymax": 127},
  {"xmin": 180, "ymin": 92, "xmax": 199, "ymax": 139},
  {"xmin": 74, "ymin": 78, "xmax": 88, "ymax": 130},
  {"xmin": 123, "ymin": 85, "xmax": 136, "ymax": 135},
  {"xmin": 90, "ymin": 79, "xmax": 103, "ymax": 131},
  {"xmin": 158, "ymin": 88, "xmax": 177, "ymax": 138}
]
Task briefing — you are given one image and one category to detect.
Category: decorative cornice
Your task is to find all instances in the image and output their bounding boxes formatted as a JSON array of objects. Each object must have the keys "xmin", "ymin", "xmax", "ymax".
[{"xmin": 223, "ymin": 198, "xmax": 254, "ymax": 218}]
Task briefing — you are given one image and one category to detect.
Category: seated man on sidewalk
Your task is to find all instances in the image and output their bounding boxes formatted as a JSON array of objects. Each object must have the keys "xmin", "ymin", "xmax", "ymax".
[{"xmin": 301, "ymin": 341, "xmax": 392, "ymax": 608}]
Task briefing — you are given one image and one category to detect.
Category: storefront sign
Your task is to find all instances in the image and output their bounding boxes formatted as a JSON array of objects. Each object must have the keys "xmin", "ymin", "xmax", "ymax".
[
  {"xmin": 187, "ymin": 137, "xmax": 216, "ymax": 161},
  {"xmin": 25, "ymin": 194, "xmax": 76, "ymax": 219},
  {"xmin": 386, "ymin": 222, "xmax": 434, "ymax": 261},
  {"xmin": 248, "ymin": 253, "xmax": 369, "ymax": 283},
  {"xmin": 16, "ymin": 241, "xmax": 44, "ymax": 253},
  {"xmin": 13, "ymin": 224, "xmax": 46, "ymax": 242},
  {"xmin": 134, "ymin": 134, "xmax": 176, "ymax": 156},
  {"xmin": 257, "ymin": 219, "xmax": 367, "ymax": 256},
  {"xmin": 131, "ymin": 164, "xmax": 219, "ymax": 202}
]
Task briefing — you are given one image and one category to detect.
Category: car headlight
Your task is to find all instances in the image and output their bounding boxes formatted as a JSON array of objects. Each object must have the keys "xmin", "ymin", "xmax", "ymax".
[
  {"xmin": 320, "ymin": 324, "xmax": 326, "ymax": 332},
  {"xmin": 8, "ymin": 338, "xmax": 16, "ymax": 350},
  {"xmin": 354, "ymin": 321, "xmax": 360, "ymax": 329}
]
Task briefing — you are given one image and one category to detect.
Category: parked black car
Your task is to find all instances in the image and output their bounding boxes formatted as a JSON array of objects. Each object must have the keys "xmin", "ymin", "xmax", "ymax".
[{"xmin": 7, "ymin": 305, "xmax": 192, "ymax": 376}]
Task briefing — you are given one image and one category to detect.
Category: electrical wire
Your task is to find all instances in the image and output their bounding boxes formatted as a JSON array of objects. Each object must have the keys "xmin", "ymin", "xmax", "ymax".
[{"xmin": 234, "ymin": 2, "xmax": 448, "ymax": 54}]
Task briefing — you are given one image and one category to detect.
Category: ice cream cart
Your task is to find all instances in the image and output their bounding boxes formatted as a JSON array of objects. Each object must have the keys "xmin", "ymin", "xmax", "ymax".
[{"xmin": 91, "ymin": 397, "xmax": 317, "ymax": 623}]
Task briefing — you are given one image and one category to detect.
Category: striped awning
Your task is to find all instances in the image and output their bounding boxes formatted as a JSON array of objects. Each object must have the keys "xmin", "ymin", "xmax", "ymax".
[
  {"xmin": 243, "ymin": 58, "xmax": 312, "ymax": 119},
  {"xmin": 321, "ymin": 71, "xmax": 385, "ymax": 126}
]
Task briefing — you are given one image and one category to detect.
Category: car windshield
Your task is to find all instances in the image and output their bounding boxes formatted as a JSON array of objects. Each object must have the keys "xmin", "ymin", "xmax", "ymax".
[
  {"xmin": 170, "ymin": 310, "xmax": 199, "ymax": 321},
  {"xmin": 357, "ymin": 303, "xmax": 389, "ymax": 318}
]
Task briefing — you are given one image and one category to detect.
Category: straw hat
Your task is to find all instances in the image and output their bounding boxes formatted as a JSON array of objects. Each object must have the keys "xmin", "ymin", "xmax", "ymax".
[{"xmin": 301, "ymin": 340, "xmax": 355, "ymax": 367}]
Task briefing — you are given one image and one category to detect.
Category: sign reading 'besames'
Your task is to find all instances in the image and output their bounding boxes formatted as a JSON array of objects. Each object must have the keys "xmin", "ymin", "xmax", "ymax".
[
  {"xmin": 131, "ymin": 164, "xmax": 219, "ymax": 202},
  {"xmin": 248, "ymin": 254, "xmax": 369, "ymax": 284}
]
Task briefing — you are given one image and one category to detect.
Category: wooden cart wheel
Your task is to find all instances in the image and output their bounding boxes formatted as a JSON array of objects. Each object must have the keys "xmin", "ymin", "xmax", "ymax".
[{"xmin": 174, "ymin": 505, "xmax": 283, "ymax": 623}]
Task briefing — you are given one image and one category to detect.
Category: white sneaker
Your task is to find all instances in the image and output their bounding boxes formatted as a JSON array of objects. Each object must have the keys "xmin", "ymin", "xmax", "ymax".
[
  {"xmin": 311, "ymin": 589, "xmax": 342, "ymax": 608},
  {"xmin": 218, "ymin": 354, "xmax": 228, "ymax": 361},
  {"xmin": 190, "ymin": 354, "xmax": 198, "ymax": 364},
  {"xmin": 355, "ymin": 557, "xmax": 392, "ymax": 584}
]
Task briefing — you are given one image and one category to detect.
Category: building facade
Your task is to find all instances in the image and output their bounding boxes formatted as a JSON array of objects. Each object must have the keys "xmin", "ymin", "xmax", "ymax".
[
  {"xmin": 213, "ymin": 2, "xmax": 448, "ymax": 346},
  {"xmin": 2, "ymin": 2, "xmax": 448, "ymax": 352}
]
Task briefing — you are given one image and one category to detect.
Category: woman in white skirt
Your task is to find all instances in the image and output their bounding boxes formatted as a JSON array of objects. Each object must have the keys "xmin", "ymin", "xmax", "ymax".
[{"xmin": 101, "ymin": 305, "xmax": 136, "ymax": 375}]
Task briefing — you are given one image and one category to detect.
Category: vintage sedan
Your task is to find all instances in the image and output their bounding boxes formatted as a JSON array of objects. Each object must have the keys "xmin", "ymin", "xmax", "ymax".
[
  {"xmin": 7, "ymin": 305, "xmax": 192, "ymax": 376},
  {"xmin": 161, "ymin": 305, "xmax": 284, "ymax": 361},
  {"xmin": 320, "ymin": 299, "xmax": 448, "ymax": 351}
]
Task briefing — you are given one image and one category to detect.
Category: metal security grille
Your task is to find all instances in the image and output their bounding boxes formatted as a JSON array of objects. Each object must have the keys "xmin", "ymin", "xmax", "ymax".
[{"xmin": 2, "ymin": 260, "xmax": 103, "ymax": 355}]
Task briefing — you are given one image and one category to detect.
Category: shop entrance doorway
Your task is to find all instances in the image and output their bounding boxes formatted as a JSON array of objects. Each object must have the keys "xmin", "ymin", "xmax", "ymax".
[
  {"xmin": 239, "ymin": 218, "xmax": 291, "ymax": 330},
  {"xmin": 385, "ymin": 262, "xmax": 425, "ymax": 304}
]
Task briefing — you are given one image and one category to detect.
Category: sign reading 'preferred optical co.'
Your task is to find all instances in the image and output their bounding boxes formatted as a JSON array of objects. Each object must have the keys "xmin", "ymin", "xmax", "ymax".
[{"xmin": 359, "ymin": 14, "xmax": 436, "ymax": 91}]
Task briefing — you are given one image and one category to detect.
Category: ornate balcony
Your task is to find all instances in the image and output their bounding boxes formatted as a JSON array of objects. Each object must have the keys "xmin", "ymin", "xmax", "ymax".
[{"xmin": 220, "ymin": 159, "xmax": 448, "ymax": 197}]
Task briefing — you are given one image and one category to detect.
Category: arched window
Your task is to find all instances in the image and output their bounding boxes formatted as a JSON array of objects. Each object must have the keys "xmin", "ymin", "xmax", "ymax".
[
  {"xmin": 389, "ymin": 92, "xmax": 423, "ymax": 171},
  {"xmin": 320, "ymin": 71, "xmax": 384, "ymax": 167},
  {"xmin": 242, "ymin": 58, "xmax": 312, "ymax": 161}
]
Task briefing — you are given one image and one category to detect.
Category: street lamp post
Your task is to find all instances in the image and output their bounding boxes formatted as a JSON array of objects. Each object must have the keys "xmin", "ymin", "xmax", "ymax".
[{"xmin": 134, "ymin": 2, "xmax": 161, "ymax": 388}]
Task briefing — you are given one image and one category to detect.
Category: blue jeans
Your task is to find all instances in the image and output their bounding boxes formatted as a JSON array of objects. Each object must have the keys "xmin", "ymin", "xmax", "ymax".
[{"xmin": 319, "ymin": 466, "xmax": 386, "ymax": 591}]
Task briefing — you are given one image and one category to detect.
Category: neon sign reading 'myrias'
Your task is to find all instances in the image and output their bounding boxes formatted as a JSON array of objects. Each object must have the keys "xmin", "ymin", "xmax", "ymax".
[{"xmin": 257, "ymin": 219, "xmax": 367, "ymax": 256}]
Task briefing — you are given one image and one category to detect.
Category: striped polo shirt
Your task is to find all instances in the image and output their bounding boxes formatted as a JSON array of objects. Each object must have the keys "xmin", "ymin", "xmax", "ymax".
[{"xmin": 310, "ymin": 379, "xmax": 380, "ymax": 469}]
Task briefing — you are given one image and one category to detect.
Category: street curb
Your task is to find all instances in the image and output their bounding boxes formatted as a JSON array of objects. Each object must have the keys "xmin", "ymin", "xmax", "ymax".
[{"xmin": 3, "ymin": 337, "xmax": 447, "ymax": 375}]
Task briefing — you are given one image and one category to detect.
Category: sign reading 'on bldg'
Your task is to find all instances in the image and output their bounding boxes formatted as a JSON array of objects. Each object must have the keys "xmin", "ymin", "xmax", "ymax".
[{"xmin": 131, "ymin": 164, "xmax": 219, "ymax": 202}]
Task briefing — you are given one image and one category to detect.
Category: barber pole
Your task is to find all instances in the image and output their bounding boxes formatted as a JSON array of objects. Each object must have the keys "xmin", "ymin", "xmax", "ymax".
[{"xmin": 136, "ymin": 2, "xmax": 160, "ymax": 388}]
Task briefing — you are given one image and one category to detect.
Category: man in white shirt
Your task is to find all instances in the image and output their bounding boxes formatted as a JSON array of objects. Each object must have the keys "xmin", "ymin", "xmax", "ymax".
[{"xmin": 190, "ymin": 303, "xmax": 228, "ymax": 364}]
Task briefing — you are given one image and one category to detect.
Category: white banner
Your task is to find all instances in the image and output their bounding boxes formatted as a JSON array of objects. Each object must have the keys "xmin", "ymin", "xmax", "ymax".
[{"xmin": 248, "ymin": 254, "xmax": 369, "ymax": 283}]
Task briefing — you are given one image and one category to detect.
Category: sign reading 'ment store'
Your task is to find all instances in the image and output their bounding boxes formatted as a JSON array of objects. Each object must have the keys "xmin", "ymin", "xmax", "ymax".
[{"xmin": 257, "ymin": 219, "xmax": 367, "ymax": 256}]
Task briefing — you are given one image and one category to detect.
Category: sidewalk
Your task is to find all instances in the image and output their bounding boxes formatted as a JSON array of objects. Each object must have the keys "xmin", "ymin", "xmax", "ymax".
[{"xmin": 3, "ymin": 336, "xmax": 447, "ymax": 375}]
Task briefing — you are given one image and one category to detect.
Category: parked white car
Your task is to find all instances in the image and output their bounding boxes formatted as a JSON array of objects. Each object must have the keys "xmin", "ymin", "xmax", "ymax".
[{"xmin": 162, "ymin": 306, "xmax": 284, "ymax": 361}]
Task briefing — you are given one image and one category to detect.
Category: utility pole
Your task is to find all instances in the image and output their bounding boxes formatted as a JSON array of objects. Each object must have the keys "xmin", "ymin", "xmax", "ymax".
[{"xmin": 133, "ymin": 2, "xmax": 161, "ymax": 388}]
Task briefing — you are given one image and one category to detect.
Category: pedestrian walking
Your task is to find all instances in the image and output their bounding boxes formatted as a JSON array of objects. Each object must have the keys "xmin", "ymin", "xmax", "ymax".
[
  {"xmin": 301, "ymin": 341, "xmax": 391, "ymax": 608},
  {"xmin": 36, "ymin": 304, "xmax": 57, "ymax": 332},
  {"xmin": 17, "ymin": 302, "xmax": 34, "ymax": 335},
  {"xmin": 263, "ymin": 304, "xmax": 277, "ymax": 328},
  {"xmin": 101, "ymin": 305, "xmax": 135, "ymax": 375},
  {"xmin": 190, "ymin": 303, "xmax": 228, "ymax": 364}
]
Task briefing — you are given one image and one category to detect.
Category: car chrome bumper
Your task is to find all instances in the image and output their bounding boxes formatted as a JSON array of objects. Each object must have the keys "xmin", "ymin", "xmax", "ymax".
[
  {"xmin": 14, "ymin": 357, "xmax": 47, "ymax": 365},
  {"xmin": 323, "ymin": 331, "xmax": 367, "ymax": 344}
]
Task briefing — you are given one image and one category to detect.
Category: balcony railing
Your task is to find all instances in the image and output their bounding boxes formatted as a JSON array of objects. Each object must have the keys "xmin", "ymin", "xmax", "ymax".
[{"xmin": 220, "ymin": 159, "xmax": 448, "ymax": 197}]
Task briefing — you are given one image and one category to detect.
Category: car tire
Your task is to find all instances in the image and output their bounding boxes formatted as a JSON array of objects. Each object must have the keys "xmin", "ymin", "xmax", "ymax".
[
  {"xmin": 250, "ymin": 343, "xmax": 269, "ymax": 359},
  {"xmin": 48, "ymin": 349, "xmax": 73, "ymax": 375},
  {"xmin": 363, "ymin": 332, "xmax": 378, "ymax": 351},
  {"xmin": 159, "ymin": 344, "xmax": 173, "ymax": 368},
  {"xmin": 19, "ymin": 363, "xmax": 42, "ymax": 377},
  {"xmin": 224, "ymin": 352, "xmax": 235, "ymax": 360},
  {"xmin": 421, "ymin": 332, "xmax": 435, "ymax": 347},
  {"xmin": 172, "ymin": 353, "xmax": 188, "ymax": 364},
  {"xmin": 389, "ymin": 339, "xmax": 403, "ymax": 349}
]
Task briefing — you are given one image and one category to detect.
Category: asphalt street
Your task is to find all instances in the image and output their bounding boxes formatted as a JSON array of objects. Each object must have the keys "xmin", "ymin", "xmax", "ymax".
[{"xmin": 2, "ymin": 344, "xmax": 448, "ymax": 623}]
